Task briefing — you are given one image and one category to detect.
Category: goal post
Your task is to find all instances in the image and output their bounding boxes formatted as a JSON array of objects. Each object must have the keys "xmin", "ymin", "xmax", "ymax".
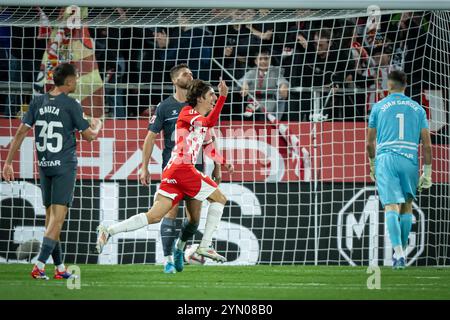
[
  {"xmin": 3, "ymin": 0, "xmax": 450, "ymax": 9},
  {"xmin": 0, "ymin": 3, "xmax": 449, "ymax": 267}
]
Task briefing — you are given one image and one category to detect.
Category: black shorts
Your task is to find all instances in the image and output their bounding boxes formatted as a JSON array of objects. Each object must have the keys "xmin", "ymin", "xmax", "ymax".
[{"xmin": 39, "ymin": 168, "xmax": 77, "ymax": 208}]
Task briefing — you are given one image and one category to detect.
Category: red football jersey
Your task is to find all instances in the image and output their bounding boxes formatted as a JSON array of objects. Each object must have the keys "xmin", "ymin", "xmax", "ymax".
[{"xmin": 167, "ymin": 96, "xmax": 226, "ymax": 167}]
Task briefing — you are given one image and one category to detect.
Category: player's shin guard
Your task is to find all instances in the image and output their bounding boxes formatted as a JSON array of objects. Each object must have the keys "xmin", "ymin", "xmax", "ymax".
[
  {"xmin": 161, "ymin": 218, "xmax": 177, "ymax": 256},
  {"xmin": 400, "ymin": 213, "xmax": 413, "ymax": 251},
  {"xmin": 108, "ymin": 212, "xmax": 148, "ymax": 235},
  {"xmin": 200, "ymin": 202, "xmax": 224, "ymax": 248},
  {"xmin": 386, "ymin": 211, "xmax": 404, "ymax": 258},
  {"xmin": 176, "ymin": 219, "xmax": 199, "ymax": 250}
]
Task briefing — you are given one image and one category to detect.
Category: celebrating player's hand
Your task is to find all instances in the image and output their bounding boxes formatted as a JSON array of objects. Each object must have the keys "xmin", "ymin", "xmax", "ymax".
[
  {"xmin": 90, "ymin": 117, "xmax": 102, "ymax": 129},
  {"xmin": 418, "ymin": 164, "xmax": 432, "ymax": 192},
  {"xmin": 218, "ymin": 79, "xmax": 228, "ymax": 97},
  {"xmin": 140, "ymin": 167, "xmax": 151, "ymax": 186},
  {"xmin": 369, "ymin": 158, "xmax": 376, "ymax": 182},
  {"xmin": 2, "ymin": 163, "xmax": 14, "ymax": 182}
]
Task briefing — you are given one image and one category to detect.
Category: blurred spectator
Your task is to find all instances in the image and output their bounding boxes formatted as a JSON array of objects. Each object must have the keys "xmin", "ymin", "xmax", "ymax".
[
  {"xmin": 138, "ymin": 27, "xmax": 178, "ymax": 112},
  {"xmin": 143, "ymin": 28, "xmax": 177, "ymax": 84},
  {"xmin": 387, "ymin": 12, "xmax": 429, "ymax": 101},
  {"xmin": 213, "ymin": 24, "xmax": 253, "ymax": 69},
  {"xmin": 35, "ymin": 7, "xmax": 104, "ymax": 117},
  {"xmin": 282, "ymin": 21, "xmax": 312, "ymax": 60},
  {"xmin": 239, "ymin": 49, "xmax": 289, "ymax": 121},
  {"xmin": 0, "ymin": 9, "xmax": 433, "ymax": 121},
  {"xmin": 245, "ymin": 23, "xmax": 274, "ymax": 47},
  {"xmin": 0, "ymin": 11, "xmax": 15, "ymax": 116},
  {"xmin": 346, "ymin": 22, "xmax": 377, "ymax": 120},
  {"xmin": 287, "ymin": 28, "xmax": 354, "ymax": 120},
  {"xmin": 92, "ymin": 26, "xmax": 126, "ymax": 118},
  {"xmin": 171, "ymin": 13, "xmax": 212, "ymax": 79},
  {"xmin": 281, "ymin": 22, "xmax": 312, "ymax": 121},
  {"xmin": 372, "ymin": 45, "xmax": 393, "ymax": 92},
  {"xmin": 7, "ymin": 26, "xmax": 44, "ymax": 117}
]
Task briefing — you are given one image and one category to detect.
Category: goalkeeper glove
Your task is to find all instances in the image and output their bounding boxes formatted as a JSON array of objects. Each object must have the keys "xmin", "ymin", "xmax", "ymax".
[
  {"xmin": 369, "ymin": 158, "xmax": 376, "ymax": 182},
  {"xmin": 418, "ymin": 164, "xmax": 432, "ymax": 192}
]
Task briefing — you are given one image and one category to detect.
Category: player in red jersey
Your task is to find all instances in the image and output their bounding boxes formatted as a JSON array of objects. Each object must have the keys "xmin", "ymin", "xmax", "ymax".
[{"xmin": 96, "ymin": 79, "xmax": 231, "ymax": 260}]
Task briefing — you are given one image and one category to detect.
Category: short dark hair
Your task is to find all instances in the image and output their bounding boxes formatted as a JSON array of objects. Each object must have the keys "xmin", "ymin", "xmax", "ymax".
[
  {"xmin": 258, "ymin": 46, "xmax": 271, "ymax": 56},
  {"xmin": 249, "ymin": 45, "xmax": 271, "ymax": 58},
  {"xmin": 388, "ymin": 70, "xmax": 407, "ymax": 88},
  {"xmin": 53, "ymin": 63, "xmax": 77, "ymax": 87},
  {"xmin": 170, "ymin": 63, "xmax": 190, "ymax": 80},
  {"xmin": 186, "ymin": 79, "xmax": 213, "ymax": 107}
]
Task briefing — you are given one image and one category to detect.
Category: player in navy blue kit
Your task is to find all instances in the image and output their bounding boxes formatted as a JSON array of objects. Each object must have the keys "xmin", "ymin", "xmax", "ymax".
[
  {"xmin": 2, "ymin": 63, "xmax": 103, "ymax": 280},
  {"xmin": 138, "ymin": 64, "xmax": 231, "ymax": 273},
  {"xmin": 367, "ymin": 70, "xmax": 432, "ymax": 269}
]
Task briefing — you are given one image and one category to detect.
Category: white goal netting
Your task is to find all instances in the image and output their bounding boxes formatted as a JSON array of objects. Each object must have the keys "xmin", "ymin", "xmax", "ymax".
[{"xmin": 0, "ymin": 6, "xmax": 449, "ymax": 266}]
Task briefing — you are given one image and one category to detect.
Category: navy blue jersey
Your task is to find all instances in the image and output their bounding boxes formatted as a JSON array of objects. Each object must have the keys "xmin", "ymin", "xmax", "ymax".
[
  {"xmin": 148, "ymin": 96, "xmax": 187, "ymax": 169},
  {"xmin": 22, "ymin": 93, "xmax": 90, "ymax": 175}
]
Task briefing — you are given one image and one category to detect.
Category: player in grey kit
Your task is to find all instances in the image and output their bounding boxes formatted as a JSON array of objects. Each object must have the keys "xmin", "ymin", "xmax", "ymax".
[
  {"xmin": 140, "ymin": 64, "xmax": 231, "ymax": 273},
  {"xmin": 2, "ymin": 63, "xmax": 102, "ymax": 280}
]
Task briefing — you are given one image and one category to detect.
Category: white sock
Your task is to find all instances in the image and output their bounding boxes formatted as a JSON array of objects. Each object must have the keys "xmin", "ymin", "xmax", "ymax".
[
  {"xmin": 164, "ymin": 255, "xmax": 174, "ymax": 264},
  {"xmin": 56, "ymin": 264, "xmax": 65, "ymax": 272},
  {"xmin": 393, "ymin": 245, "xmax": 405, "ymax": 259},
  {"xmin": 200, "ymin": 202, "xmax": 225, "ymax": 248},
  {"xmin": 36, "ymin": 261, "xmax": 45, "ymax": 270},
  {"xmin": 108, "ymin": 212, "xmax": 148, "ymax": 236},
  {"xmin": 176, "ymin": 238, "xmax": 186, "ymax": 251}
]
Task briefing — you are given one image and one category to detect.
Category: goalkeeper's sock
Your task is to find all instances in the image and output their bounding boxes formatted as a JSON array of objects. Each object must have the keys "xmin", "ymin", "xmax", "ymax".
[
  {"xmin": 200, "ymin": 202, "xmax": 224, "ymax": 248},
  {"xmin": 108, "ymin": 212, "xmax": 148, "ymax": 235},
  {"xmin": 400, "ymin": 213, "xmax": 413, "ymax": 251},
  {"xmin": 51, "ymin": 241, "xmax": 63, "ymax": 266},
  {"xmin": 386, "ymin": 211, "xmax": 404, "ymax": 258},
  {"xmin": 160, "ymin": 217, "xmax": 177, "ymax": 257},
  {"xmin": 36, "ymin": 237, "xmax": 58, "ymax": 268},
  {"xmin": 175, "ymin": 239, "xmax": 186, "ymax": 251},
  {"xmin": 177, "ymin": 219, "xmax": 199, "ymax": 250}
]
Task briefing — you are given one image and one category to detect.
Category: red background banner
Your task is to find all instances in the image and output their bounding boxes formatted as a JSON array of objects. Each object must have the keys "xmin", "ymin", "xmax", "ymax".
[{"xmin": 1, "ymin": 119, "xmax": 448, "ymax": 183}]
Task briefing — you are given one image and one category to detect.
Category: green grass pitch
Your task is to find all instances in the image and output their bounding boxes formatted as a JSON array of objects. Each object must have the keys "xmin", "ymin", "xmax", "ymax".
[{"xmin": 0, "ymin": 264, "xmax": 449, "ymax": 300}]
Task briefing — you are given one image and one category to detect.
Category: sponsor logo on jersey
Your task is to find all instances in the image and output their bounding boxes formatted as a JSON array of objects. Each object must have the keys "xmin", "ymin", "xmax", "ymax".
[
  {"xmin": 162, "ymin": 178, "xmax": 177, "ymax": 184},
  {"xmin": 38, "ymin": 157, "xmax": 61, "ymax": 167}
]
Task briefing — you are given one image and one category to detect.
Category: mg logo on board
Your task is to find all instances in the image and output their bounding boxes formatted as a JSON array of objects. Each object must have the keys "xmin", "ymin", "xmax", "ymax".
[{"xmin": 337, "ymin": 187, "xmax": 425, "ymax": 266}]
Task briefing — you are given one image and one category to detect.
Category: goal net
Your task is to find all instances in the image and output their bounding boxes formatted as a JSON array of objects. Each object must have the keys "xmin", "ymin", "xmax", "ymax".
[{"xmin": 0, "ymin": 4, "xmax": 449, "ymax": 266}]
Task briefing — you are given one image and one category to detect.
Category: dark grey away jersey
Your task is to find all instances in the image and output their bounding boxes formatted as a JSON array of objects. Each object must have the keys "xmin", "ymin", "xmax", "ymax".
[
  {"xmin": 22, "ymin": 93, "xmax": 90, "ymax": 175},
  {"xmin": 148, "ymin": 96, "xmax": 188, "ymax": 168}
]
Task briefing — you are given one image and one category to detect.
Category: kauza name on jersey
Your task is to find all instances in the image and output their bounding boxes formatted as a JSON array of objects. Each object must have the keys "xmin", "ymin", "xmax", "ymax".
[{"xmin": 39, "ymin": 105, "xmax": 60, "ymax": 116}]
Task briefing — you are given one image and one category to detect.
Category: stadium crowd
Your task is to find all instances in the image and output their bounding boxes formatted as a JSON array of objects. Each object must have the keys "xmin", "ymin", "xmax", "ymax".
[{"xmin": 0, "ymin": 9, "xmax": 429, "ymax": 121}]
